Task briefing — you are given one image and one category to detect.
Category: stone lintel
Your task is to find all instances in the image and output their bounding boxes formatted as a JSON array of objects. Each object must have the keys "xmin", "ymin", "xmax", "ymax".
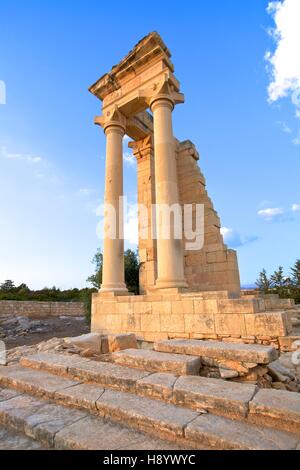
[{"xmin": 89, "ymin": 32, "xmax": 174, "ymax": 101}]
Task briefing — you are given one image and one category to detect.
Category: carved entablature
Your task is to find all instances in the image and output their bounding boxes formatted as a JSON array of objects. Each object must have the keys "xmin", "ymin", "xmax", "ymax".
[
  {"xmin": 129, "ymin": 135, "xmax": 153, "ymax": 161},
  {"xmin": 89, "ymin": 32, "xmax": 183, "ymax": 138}
]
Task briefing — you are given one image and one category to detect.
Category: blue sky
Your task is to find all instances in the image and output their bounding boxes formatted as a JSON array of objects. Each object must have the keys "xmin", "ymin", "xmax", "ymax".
[{"xmin": 0, "ymin": 0, "xmax": 299, "ymax": 289}]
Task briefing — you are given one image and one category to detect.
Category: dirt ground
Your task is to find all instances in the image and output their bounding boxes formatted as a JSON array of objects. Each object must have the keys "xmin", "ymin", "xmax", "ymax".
[{"xmin": 1, "ymin": 315, "xmax": 90, "ymax": 350}]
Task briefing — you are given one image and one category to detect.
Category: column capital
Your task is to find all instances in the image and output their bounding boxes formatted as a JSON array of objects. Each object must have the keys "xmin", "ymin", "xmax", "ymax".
[
  {"xmin": 129, "ymin": 135, "xmax": 153, "ymax": 161},
  {"xmin": 95, "ymin": 105, "xmax": 126, "ymax": 134},
  {"xmin": 149, "ymin": 78, "xmax": 185, "ymax": 112}
]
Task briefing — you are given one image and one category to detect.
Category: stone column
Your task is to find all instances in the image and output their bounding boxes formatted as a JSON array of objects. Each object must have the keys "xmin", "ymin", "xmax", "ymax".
[
  {"xmin": 95, "ymin": 107, "xmax": 128, "ymax": 295},
  {"xmin": 150, "ymin": 83, "xmax": 187, "ymax": 290},
  {"xmin": 129, "ymin": 135, "xmax": 157, "ymax": 293}
]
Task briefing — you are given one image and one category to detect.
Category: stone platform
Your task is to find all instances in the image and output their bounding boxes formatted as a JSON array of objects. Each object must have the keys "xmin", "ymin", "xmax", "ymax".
[
  {"xmin": 92, "ymin": 291, "xmax": 293, "ymax": 348},
  {"xmin": 0, "ymin": 342, "xmax": 299, "ymax": 449}
]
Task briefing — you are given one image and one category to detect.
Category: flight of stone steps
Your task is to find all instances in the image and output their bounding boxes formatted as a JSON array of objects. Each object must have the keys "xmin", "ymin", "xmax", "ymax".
[{"xmin": 0, "ymin": 339, "xmax": 299, "ymax": 450}]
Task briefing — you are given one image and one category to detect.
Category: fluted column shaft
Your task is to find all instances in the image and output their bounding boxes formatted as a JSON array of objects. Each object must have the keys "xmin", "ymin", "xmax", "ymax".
[
  {"xmin": 150, "ymin": 95, "xmax": 187, "ymax": 289},
  {"xmin": 100, "ymin": 121, "xmax": 128, "ymax": 294}
]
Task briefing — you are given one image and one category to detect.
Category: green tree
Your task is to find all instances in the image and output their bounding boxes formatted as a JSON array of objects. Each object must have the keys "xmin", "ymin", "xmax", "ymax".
[
  {"xmin": 87, "ymin": 249, "xmax": 140, "ymax": 294},
  {"xmin": 270, "ymin": 266, "xmax": 290, "ymax": 298},
  {"xmin": 0, "ymin": 280, "xmax": 16, "ymax": 292},
  {"xmin": 86, "ymin": 249, "xmax": 103, "ymax": 289},
  {"xmin": 255, "ymin": 269, "xmax": 274, "ymax": 293},
  {"xmin": 124, "ymin": 249, "xmax": 140, "ymax": 294},
  {"xmin": 291, "ymin": 259, "xmax": 300, "ymax": 288}
]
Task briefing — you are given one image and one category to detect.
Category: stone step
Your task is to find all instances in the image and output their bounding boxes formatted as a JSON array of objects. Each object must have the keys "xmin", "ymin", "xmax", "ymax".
[
  {"xmin": 20, "ymin": 352, "xmax": 150, "ymax": 392},
  {"xmin": 5, "ymin": 354, "xmax": 300, "ymax": 434},
  {"xmin": 155, "ymin": 339, "xmax": 278, "ymax": 364},
  {"xmin": 248, "ymin": 388, "xmax": 300, "ymax": 434},
  {"xmin": 0, "ymin": 377, "xmax": 299, "ymax": 450},
  {"xmin": 111, "ymin": 348, "xmax": 201, "ymax": 375},
  {"xmin": 0, "ymin": 387, "xmax": 186, "ymax": 450}
]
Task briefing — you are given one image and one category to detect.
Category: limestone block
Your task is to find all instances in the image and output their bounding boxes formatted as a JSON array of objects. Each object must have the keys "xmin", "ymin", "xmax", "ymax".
[
  {"xmin": 143, "ymin": 332, "xmax": 169, "ymax": 342},
  {"xmin": 133, "ymin": 302, "xmax": 152, "ymax": 315},
  {"xmin": 171, "ymin": 300, "xmax": 194, "ymax": 315},
  {"xmin": 105, "ymin": 315, "xmax": 122, "ymax": 331},
  {"xmin": 245, "ymin": 312, "xmax": 289, "ymax": 337},
  {"xmin": 249, "ymin": 388, "xmax": 300, "ymax": 433},
  {"xmin": 215, "ymin": 314, "xmax": 247, "ymax": 336},
  {"xmin": 206, "ymin": 251, "xmax": 227, "ymax": 264},
  {"xmin": 141, "ymin": 314, "xmax": 161, "ymax": 332},
  {"xmin": 217, "ymin": 299, "xmax": 263, "ymax": 314},
  {"xmin": 184, "ymin": 314, "xmax": 215, "ymax": 334},
  {"xmin": 116, "ymin": 302, "xmax": 134, "ymax": 315},
  {"xmin": 111, "ymin": 349, "xmax": 201, "ymax": 375},
  {"xmin": 152, "ymin": 301, "xmax": 172, "ymax": 315},
  {"xmin": 194, "ymin": 299, "xmax": 218, "ymax": 315},
  {"xmin": 107, "ymin": 334, "xmax": 138, "ymax": 352},
  {"xmin": 98, "ymin": 302, "xmax": 117, "ymax": 315},
  {"xmin": 121, "ymin": 313, "xmax": 141, "ymax": 333},
  {"xmin": 55, "ymin": 383, "xmax": 105, "ymax": 411},
  {"xmin": 65, "ymin": 333, "xmax": 102, "ymax": 354},
  {"xmin": 136, "ymin": 373, "xmax": 177, "ymax": 401},
  {"xmin": 160, "ymin": 315, "xmax": 185, "ymax": 333},
  {"xmin": 96, "ymin": 389, "xmax": 199, "ymax": 440},
  {"xmin": 185, "ymin": 413, "xmax": 299, "ymax": 450},
  {"xmin": 173, "ymin": 376, "xmax": 256, "ymax": 418}
]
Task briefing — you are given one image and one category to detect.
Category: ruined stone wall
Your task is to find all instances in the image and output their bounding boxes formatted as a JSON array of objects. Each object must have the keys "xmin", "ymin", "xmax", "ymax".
[
  {"xmin": 177, "ymin": 140, "xmax": 241, "ymax": 296},
  {"xmin": 0, "ymin": 301, "xmax": 85, "ymax": 317}
]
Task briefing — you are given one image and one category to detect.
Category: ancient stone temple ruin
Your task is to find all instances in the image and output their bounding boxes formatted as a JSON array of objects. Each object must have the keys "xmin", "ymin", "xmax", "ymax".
[
  {"xmin": 0, "ymin": 32, "xmax": 299, "ymax": 452},
  {"xmin": 89, "ymin": 32, "xmax": 293, "ymax": 347}
]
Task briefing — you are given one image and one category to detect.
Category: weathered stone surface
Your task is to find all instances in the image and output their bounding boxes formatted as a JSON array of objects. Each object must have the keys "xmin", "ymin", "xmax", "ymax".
[
  {"xmin": 0, "ymin": 426, "xmax": 44, "ymax": 450},
  {"xmin": 21, "ymin": 403, "xmax": 86, "ymax": 447},
  {"xmin": 21, "ymin": 352, "xmax": 85, "ymax": 375},
  {"xmin": 173, "ymin": 375, "xmax": 257, "ymax": 418},
  {"xmin": 0, "ymin": 389, "xmax": 191, "ymax": 450},
  {"xmin": 0, "ymin": 393, "xmax": 48, "ymax": 432},
  {"xmin": 219, "ymin": 368, "xmax": 239, "ymax": 379},
  {"xmin": 21, "ymin": 353, "xmax": 149, "ymax": 392},
  {"xmin": 67, "ymin": 360, "xmax": 150, "ymax": 392},
  {"xmin": 136, "ymin": 373, "xmax": 177, "ymax": 401},
  {"xmin": 107, "ymin": 334, "xmax": 138, "ymax": 352},
  {"xmin": 65, "ymin": 333, "xmax": 102, "ymax": 353},
  {"xmin": 55, "ymin": 383, "xmax": 105, "ymax": 411},
  {"xmin": 185, "ymin": 414, "xmax": 299, "ymax": 450},
  {"xmin": 0, "ymin": 386, "xmax": 21, "ymax": 402},
  {"xmin": 155, "ymin": 339, "xmax": 278, "ymax": 364},
  {"xmin": 0, "ymin": 392, "xmax": 86, "ymax": 447},
  {"xmin": 55, "ymin": 415, "xmax": 187, "ymax": 450},
  {"xmin": 112, "ymin": 348, "xmax": 201, "ymax": 375},
  {"xmin": 96, "ymin": 388, "xmax": 199, "ymax": 440},
  {"xmin": 0, "ymin": 365, "xmax": 80, "ymax": 399},
  {"xmin": 267, "ymin": 360, "xmax": 295, "ymax": 382},
  {"xmin": 249, "ymin": 388, "xmax": 300, "ymax": 433}
]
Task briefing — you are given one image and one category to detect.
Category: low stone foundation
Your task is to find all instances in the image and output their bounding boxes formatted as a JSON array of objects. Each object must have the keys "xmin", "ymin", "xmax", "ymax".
[
  {"xmin": 0, "ymin": 301, "xmax": 85, "ymax": 318},
  {"xmin": 92, "ymin": 291, "xmax": 292, "ymax": 348}
]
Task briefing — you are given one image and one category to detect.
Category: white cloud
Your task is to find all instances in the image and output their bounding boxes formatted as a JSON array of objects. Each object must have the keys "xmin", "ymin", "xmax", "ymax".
[
  {"xmin": 292, "ymin": 130, "xmax": 300, "ymax": 145},
  {"xmin": 257, "ymin": 207, "xmax": 284, "ymax": 221},
  {"xmin": 292, "ymin": 203, "xmax": 300, "ymax": 212},
  {"xmin": 123, "ymin": 151, "xmax": 136, "ymax": 167},
  {"xmin": 1, "ymin": 146, "xmax": 42, "ymax": 164},
  {"xmin": 221, "ymin": 227, "xmax": 258, "ymax": 248},
  {"xmin": 266, "ymin": 1, "xmax": 300, "ymax": 104}
]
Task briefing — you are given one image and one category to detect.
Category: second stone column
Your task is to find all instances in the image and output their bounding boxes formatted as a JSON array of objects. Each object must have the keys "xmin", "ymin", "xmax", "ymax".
[{"xmin": 150, "ymin": 84, "xmax": 187, "ymax": 290}]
